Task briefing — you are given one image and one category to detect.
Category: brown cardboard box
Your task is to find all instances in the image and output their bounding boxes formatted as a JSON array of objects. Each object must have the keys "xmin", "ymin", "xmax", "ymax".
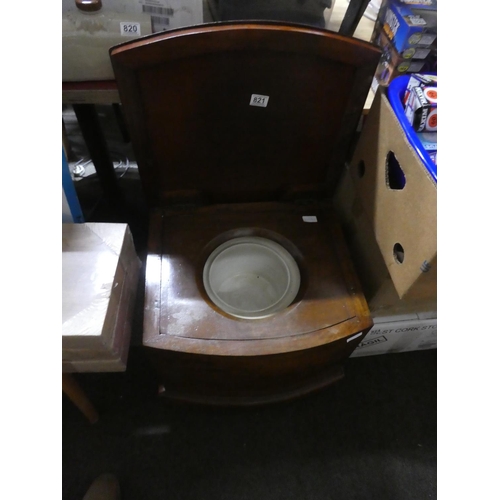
[
  {"xmin": 334, "ymin": 167, "xmax": 436, "ymax": 316},
  {"xmin": 62, "ymin": 223, "xmax": 141, "ymax": 372},
  {"xmin": 350, "ymin": 311, "xmax": 437, "ymax": 357},
  {"xmin": 344, "ymin": 87, "xmax": 436, "ymax": 302}
]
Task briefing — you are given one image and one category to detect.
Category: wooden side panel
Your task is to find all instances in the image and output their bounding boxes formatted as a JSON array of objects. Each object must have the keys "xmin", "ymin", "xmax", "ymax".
[{"xmin": 146, "ymin": 322, "xmax": 371, "ymax": 406}]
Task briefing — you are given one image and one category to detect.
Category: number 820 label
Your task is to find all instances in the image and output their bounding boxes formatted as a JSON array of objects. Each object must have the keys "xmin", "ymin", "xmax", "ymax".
[{"xmin": 120, "ymin": 22, "xmax": 141, "ymax": 36}]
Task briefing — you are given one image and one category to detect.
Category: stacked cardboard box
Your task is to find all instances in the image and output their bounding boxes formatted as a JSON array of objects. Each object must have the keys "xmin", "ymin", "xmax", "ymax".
[
  {"xmin": 351, "ymin": 311, "xmax": 437, "ymax": 357},
  {"xmin": 334, "ymin": 86, "xmax": 437, "ymax": 355},
  {"xmin": 336, "ymin": 86, "xmax": 437, "ymax": 305},
  {"xmin": 371, "ymin": 0, "xmax": 437, "ymax": 87}
]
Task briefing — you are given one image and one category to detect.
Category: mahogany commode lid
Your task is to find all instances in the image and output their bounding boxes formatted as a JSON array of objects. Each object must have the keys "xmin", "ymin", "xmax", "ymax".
[{"xmin": 110, "ymin": 22, "xmax": 380, "ymax": 207}]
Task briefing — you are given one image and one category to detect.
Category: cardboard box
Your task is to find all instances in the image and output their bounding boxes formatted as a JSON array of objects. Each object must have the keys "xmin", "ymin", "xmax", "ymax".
[
  {"xmin": 404, "ymin": 86, "xmax": 438, "ymax": 133},
  {"xmin": 62, "ymin": 223, "xmax": 141, "ymax": 372},
  {"xmin": 342, "ymin": 87, "xmax": 436, "ymax": 301},
  {"xmin": 333, "ymin": 166, "xmax": 436, "ymax": 316},
  {"xmin": 403, "ymin": 73, "xmax": 438, "ymax": 100},
  {"xmin": 350, "ymin": 311, "xmax": 437, "ymax": 357}
]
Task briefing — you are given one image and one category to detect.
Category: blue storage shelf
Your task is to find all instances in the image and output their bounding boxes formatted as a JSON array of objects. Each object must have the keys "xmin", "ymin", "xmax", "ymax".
[
  {"xmin": 62, "ymin": 148, "xmax": 84, "ymax": 223},
  {"xmin": 387, "ymin": 75, "xmax": 437, "ymax": 183}
]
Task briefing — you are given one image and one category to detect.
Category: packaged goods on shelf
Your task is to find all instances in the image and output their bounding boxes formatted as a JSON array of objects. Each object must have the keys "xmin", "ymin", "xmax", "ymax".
[
  {"xmin": 380, "ymin": 0, "xmax": 437, "ymax": 52},
  {"xmin": 371, "ymin": 1, "xmax": 437, "ymax": 87}
]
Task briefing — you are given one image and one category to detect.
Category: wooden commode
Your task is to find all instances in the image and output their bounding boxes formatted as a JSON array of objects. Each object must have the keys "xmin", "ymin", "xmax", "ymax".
[{"xmin": 110, "ymin": 22, "xmax": 380, "ymax": 405}]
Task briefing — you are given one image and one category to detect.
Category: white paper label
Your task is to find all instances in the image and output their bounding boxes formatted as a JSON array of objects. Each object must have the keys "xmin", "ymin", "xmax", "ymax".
[
  {"xmin": 249, "ymin": 94, "xmax": 269, "ymax": 107},
  {"xmin": 347, "ymin": 332, "xmax": 363, "ymax": 342},
  {"xmin": 302, "ymin": 216, "xmax": 318, "ymax": 223},
  {"xmin": 120, "ymin": 22, "xmax": 141, "ymax": 36}
]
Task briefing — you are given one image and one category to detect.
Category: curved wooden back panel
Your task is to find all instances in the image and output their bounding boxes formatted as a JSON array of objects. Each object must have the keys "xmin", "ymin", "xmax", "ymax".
[{"xmin": 110, "ymin": 22, "xmax": 380, "ymax": 206}]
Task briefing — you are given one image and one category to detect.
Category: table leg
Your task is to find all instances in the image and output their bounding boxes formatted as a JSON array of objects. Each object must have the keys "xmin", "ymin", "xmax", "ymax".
[{"xmin": 62, "ymin": 373, "xmax": 99, "ymax": 424}]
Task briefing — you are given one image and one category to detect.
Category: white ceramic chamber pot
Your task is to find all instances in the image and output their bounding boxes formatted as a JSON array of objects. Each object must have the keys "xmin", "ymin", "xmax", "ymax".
[{"xmin": 203, "ymin": 237, "xmax": 301, "ymax": 319}]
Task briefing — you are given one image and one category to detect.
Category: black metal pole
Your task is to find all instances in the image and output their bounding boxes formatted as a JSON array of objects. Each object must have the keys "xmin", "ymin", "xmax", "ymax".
[
  {"xmin": 339, "ymin": 0, "xmax": 372, "ymax": 37},
  {"xmin": 72, "ymin": 103, "xmax": 123, "ymax": 209}
]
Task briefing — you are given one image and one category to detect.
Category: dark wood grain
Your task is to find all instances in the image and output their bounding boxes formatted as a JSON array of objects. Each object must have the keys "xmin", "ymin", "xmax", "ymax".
[
  {"xmin": 147, "ymin": 346, "xmax": 350, "ymax": 406},
  {"xmin": 141, "ymin": 201, "xmax": 372, "ymax": 404},
  {"xmin": 150, "ymin": 202, "xmax": 368, "ymax": 348},
  {"xmin": 110, "ymin": 22, "xmax": 380, "ymax": 207}
]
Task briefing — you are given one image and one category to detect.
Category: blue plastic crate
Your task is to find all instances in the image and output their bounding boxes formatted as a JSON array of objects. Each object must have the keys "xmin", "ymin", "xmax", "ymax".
[{"xmin": 387, "ymin": 75, "xmax": 437, "ymax": 183}]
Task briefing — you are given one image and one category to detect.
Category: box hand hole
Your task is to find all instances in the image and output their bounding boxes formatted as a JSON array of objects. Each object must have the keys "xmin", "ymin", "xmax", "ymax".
[
  {"xmin": 393, "ymin": 243, "xmax": 405, "ymax": 264},
  {"xmin": 386, "ymin": 151, "xmax": 406, "ymax": 190}
]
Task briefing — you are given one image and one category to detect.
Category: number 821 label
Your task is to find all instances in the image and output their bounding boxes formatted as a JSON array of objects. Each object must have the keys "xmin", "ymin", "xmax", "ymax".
[
  {"xmin": 120, "ymin": 22, "xmax": 141, "ymax": 36},
  {"xmin": 249, "ymin": 94, "xmax": 270, "ymax": 107}
]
